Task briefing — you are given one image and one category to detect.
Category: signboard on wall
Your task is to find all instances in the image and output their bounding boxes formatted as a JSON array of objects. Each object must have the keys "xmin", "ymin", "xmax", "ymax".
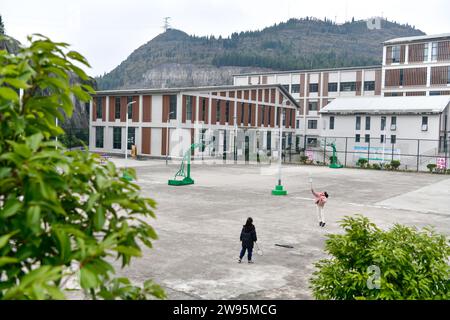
[
  {"xmin": 437, "ymin": 157, "xmax": 447, "ymax": 169},
  {"xmin": 352, "ymin": 146, "xmax": 401, "ymax": 162}
]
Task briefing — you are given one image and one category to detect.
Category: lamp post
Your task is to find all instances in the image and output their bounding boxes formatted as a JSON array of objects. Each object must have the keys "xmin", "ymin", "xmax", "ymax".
[
  {"xmin": 272, "ymin": 100, "xmax": 288, "ymax": 196},
  {"xmin": 234, "ymin": 114, "xmax": 238, "ymax": 163},
  {"xmin": 123, "ymin": 100, "xmax": 136, "ymax": 181},
  {"xmin": 166, "ymin": 111, "xmax": 175, "ymax": 165}
]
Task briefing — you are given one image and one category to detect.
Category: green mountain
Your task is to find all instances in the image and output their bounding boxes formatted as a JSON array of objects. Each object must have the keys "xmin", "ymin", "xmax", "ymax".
[{"xmin": 96, "ymin": 17, "xmax": 425, "ymax": 90}]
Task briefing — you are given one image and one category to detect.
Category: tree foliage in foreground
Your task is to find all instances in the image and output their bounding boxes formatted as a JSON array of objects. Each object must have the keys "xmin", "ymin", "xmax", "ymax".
[
  {"xmin": 310, "ymin": 215, "xmax": 450, "ymax": 300},
  {"xmin": 0, "ymin": 34, "xmax": 165, "ymax": 300}
]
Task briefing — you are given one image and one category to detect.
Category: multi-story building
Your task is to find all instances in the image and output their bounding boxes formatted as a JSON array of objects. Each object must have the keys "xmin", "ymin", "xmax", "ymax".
[
  {"xmin": 89, "ymin": 85, "xmax": 298, "ymax": 160},
  {"xmin": 320, "ymin": 96, "xmax": 450, "ymax": 169},
  {"xmin": 233, "ymin": 66, "xmax": 382, "ymax": 143},
  {"xmin": 383, "ymin": 33, "xmax": 450, "ymax": 97}
]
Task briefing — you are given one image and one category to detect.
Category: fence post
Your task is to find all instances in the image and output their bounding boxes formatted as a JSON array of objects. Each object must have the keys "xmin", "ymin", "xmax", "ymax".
[
  {"xmin": 344, "ymin": 137, "xmax": 348, "ymax": 167},
  {"xmin": 416, "ymin": 139, "xmax": 420, "ymax": 172},
  {"xmin": 391, "ymin": 143, "xmax": 394, "ymax": 162},
  {"xmin": 323, "ymin": 137, "xmax": 327, "ymax": 165}
]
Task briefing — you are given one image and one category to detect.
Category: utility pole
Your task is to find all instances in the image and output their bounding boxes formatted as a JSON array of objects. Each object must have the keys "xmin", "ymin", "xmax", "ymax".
[{"xmin": 123, "ymin": 100, "xmax": 136, "ymax": 181}]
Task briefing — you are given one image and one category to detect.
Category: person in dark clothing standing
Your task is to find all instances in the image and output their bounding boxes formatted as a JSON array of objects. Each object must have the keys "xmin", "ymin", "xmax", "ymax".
[{"xmin": 238, "ymin": 217, "xmax": 257, "ymax": 264}]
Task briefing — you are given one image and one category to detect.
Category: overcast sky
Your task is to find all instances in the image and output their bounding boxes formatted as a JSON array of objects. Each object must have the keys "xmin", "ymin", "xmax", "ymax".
[{"xmin": 1, "ymin": 0, "xmax": 449, "ymax": 77}]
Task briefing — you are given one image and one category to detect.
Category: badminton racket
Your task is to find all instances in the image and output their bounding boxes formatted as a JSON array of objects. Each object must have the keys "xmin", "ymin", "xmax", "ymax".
[{"xmin": 255, "ymin": 242, "xmax": 263, "ymax": 256}]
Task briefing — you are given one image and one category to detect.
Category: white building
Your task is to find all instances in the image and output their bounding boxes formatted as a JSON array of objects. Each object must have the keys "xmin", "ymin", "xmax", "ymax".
[{"xmin": 319, "ymin": 96, "xmax": 450, "ymax": 169}]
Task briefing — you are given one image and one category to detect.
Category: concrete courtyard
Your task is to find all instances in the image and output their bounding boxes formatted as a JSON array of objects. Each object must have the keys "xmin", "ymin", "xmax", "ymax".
[{"xmin": 109, "ymin": 158, "xmax": 450, "ymax": 300}]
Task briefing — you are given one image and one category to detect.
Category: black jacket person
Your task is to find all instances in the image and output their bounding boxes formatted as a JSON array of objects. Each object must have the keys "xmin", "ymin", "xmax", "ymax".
[{"xmin": 238, "ymin": 217, "xmax": 257, "ymax": 263}]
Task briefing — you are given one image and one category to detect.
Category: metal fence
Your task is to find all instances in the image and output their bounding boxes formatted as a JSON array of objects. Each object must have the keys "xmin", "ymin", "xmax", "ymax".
[
  {"xmin": 286, "ymin": 135, "xmax": 450, "ymax": 172},
  {"xmin": 58, "ymin": 127, "xmax": 89, "ymax": 150}
]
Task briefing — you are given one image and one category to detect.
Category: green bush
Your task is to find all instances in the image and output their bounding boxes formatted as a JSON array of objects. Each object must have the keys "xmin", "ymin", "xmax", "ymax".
[
  {"xmin": 390, "ymin": 160, "xmax": 401, "ymax": 170},
  {"xmin": 0, "ymin": 35, "xmax": 165, "ymax": 300},
  {"xmin": 310, "ymin": 215, "xmax": 450, "ymax": 300},
  {"xmin": 300, "ymin": 155, "xmax": 309, "ymax": 164},
  {"xmin": 356, "ymin": 158, "xmax": 368, "ymax": 168},
  {"xmin": 427, "ymin": 164, "xmax": 437, "ymax": 173},
  {"xmin": 371, "ymin": 163, "xmax": 381, "ymax": 170}
]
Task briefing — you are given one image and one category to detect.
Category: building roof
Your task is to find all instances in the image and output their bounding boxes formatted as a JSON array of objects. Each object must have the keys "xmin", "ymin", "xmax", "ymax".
[
  {"xmin": 94, "ymin": 84, "xmax": 300, "ymax": 108},
  {"xmin": 320, "ymin": 96, "xmax": 450, "ymax": 115},
  {"xmin": 384, "ymin": 33, "xmax": 450, "ymax": 45},
  {"xmin": 232, "ymin": 65, "xmax": 381, "ymax": 78}
]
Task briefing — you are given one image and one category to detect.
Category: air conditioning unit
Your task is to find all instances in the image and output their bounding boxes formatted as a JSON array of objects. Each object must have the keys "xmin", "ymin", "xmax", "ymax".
[
  {"xmin": 391, "ymin": 124, "xmax": 397, "ymax": 131},
  {"xmin": 422, "ymin": 124, "xmax": 428, "ymax": 131}
]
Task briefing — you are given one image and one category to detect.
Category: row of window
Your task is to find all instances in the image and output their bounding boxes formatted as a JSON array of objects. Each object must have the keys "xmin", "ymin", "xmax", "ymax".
[
  {"xmin": 96, "ymin": 127, "xmax": 136, "ymax": 150},
  {"xmin": 389, "ymin": 42, "xmax": 443, "ymax": 64},
  {"xmin": 355, "ymin": 134, "xmax": 397, "ymax": 144},
  {"xmin": 280, "ymin": 81, "xmax": 376, "ymax": 95},
  {"xmin": 355, "ymin": 116, "xmax": 398, "ymax": 131},
  {"xmin": 328, "ymin": 116, "xmax": 429, "ymax": 131}
]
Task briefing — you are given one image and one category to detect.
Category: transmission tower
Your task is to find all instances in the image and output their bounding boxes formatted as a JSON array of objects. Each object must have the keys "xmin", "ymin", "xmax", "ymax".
[{"xmin": 162, "ymin": 17, "xmax": 171, "ymax": 32}]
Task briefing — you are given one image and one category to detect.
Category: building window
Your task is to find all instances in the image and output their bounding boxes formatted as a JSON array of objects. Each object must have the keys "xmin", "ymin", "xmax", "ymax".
[
  {"xmin": 309, "ymin": 83, "xmax": 319, "ymax": 93},
  {"xmin": 381, "ymin": 116, "xmax": 386, "ymax": 131},
  {"xmin": 380, "ymin": 134, "xmax": 385, "ymax": 143},
  {"xmin": 355, "ymin": 134, "xmax": 360, "ymax": 143},
  {"xmin": 169, "ymin": 95, "xmax": 177, "ymax": 119},
  {"xmin": 296, "ymin": 120, "xmax": 300, "ymax": 129},
  {"xmin": 431, "ymin": 42, "xmax": 438, "ymax": 61},
  {"xmin": 399, "ymin": 69, "xmax": 404, "ymax": 86},
  {"xmin": 95, "ymin": 126, "xmax": 104, "ymax": 148},
  {"xmin": 308, "ymin": 101, "xmax": 318, "ymax": 111},
  {"xmin": 340, "ymin": 82, "xmax": 356, "ymax": 92},
  {"xmin": 127, "ymin": 96, "xmax": 133, "ymax": 119},
  {"xmin": 291, "ymin": 84, "xmax": 300, "ymax": 93},
  {"xmin": 391, "ymin": 116, "xmax": 397, "ymax": 130},
  {"xmin": 365, "ymin": 116, "xmax": 371, "ymax": 130},
  {"xmin": 391, "ymin": 135, "xmax": 397, "ymax": 144},
  {"xmin": 127, "ymin": 127, "xmax": 135, "ymax": 150},
  {"xmin": 391, "ymin": 45, "xmax": 401, "ymax": 63},
  {"xmin": 268, "ymin": 106, "xmax": 271, "ymax": 125},
  {"xmin": 328, "ymin": 83, "xmax": 338, "ymax": 92},
  {"xmin": 115, "ymin": 97, "xmax": 121, "ymax": 119},
  {"xmin": 248, "ymin": 104, "xmax": 252, "ymax": 124},
  {"xmin": 282, "ymin": 84, "xmax": 290, "ymax": 92},
  {"xmin": 261, "ymin": 106, "xmax": 265, "ymax": 125},
  {"xmin": 240, "ymin": 103, "xmax": 245, "ymax": 124},
  {"xmin": 423, "ymin": 43, "xmax": 429, "ymax": 62},
  {"xmin": 202, "ymin": 99, "xmax": 207, "ymax": 122},
  {"xmin": 96, "ymin": 97, "xmax": 103, "ymax": 119},
  {"xmin": 422, "ymin": 116, "xmax": 428, "ymax": 131},
  {"xmin": 308, "ymin": 120, "xmax": 318, "ymax": 129},
  {"xmin": 186, "ymin": 96, "xmax": 193, "ymax": 121},
  {"xmin": 215, "ymin": 100, "xmax": 221, "ymax": 123},
  {"xmin": 364, "ymin": 81, "xmax": 375, "ymax": 91},
  {"xmin": 267, "ymin": 131, "xmax": 271, "ymax": 151},
  {"xmin": 356, "ymin": 116, "xmax": 361, "ymax": 130},
  {"xmin": 282, "ymin": 109, "xmax": 286, "ymax": 126},
  {"xmin": 329, "ymin": 116, "xmax": 335, "ymax": 130},
  {"xmin": 113, "ymin": 127, "xmax": 121, "ymax": 149},
  {"xmin": 365, "ymin": 134, "xmax": 370, "ymax": 143},
  {"xmin": 225, "ymin": 101, "xmax": 230, "ymax": 123},
  {"xmin": 448, "ymin": 67, "xmax": 450, "ymax": 84}
]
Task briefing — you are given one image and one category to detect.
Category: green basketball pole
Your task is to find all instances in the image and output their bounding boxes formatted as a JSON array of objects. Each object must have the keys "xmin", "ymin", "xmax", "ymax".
[{"xmin": 272, "ymin": 106, "xmax": 287, "ymax": 196}]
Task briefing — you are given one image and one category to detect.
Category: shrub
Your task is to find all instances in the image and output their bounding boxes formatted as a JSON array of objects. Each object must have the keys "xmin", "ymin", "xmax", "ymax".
[
  {"xmin": 300, "ymin": 155, "xmax": 309, "ymax": 164},
  {"xmin": 310, "ymin": 215, "xmax": 450, "ymax": 300},
  {"xmin": 371, "ymin": 163, "xmax": 381, "ymax": 170},
  {"xmin": 356, "ymin": 158, "xmax": 368, "ymax": 168},
  {"xmin": 0, "ymin": 35, "xmax": 165, "ymax": 300},
  {"xmin": 427, "ymin": 164, "xmax": 437, "ymax": 173},
  {"xmin": 390, "ymin": 160, "xmax": 401, "ymax": 170}
]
